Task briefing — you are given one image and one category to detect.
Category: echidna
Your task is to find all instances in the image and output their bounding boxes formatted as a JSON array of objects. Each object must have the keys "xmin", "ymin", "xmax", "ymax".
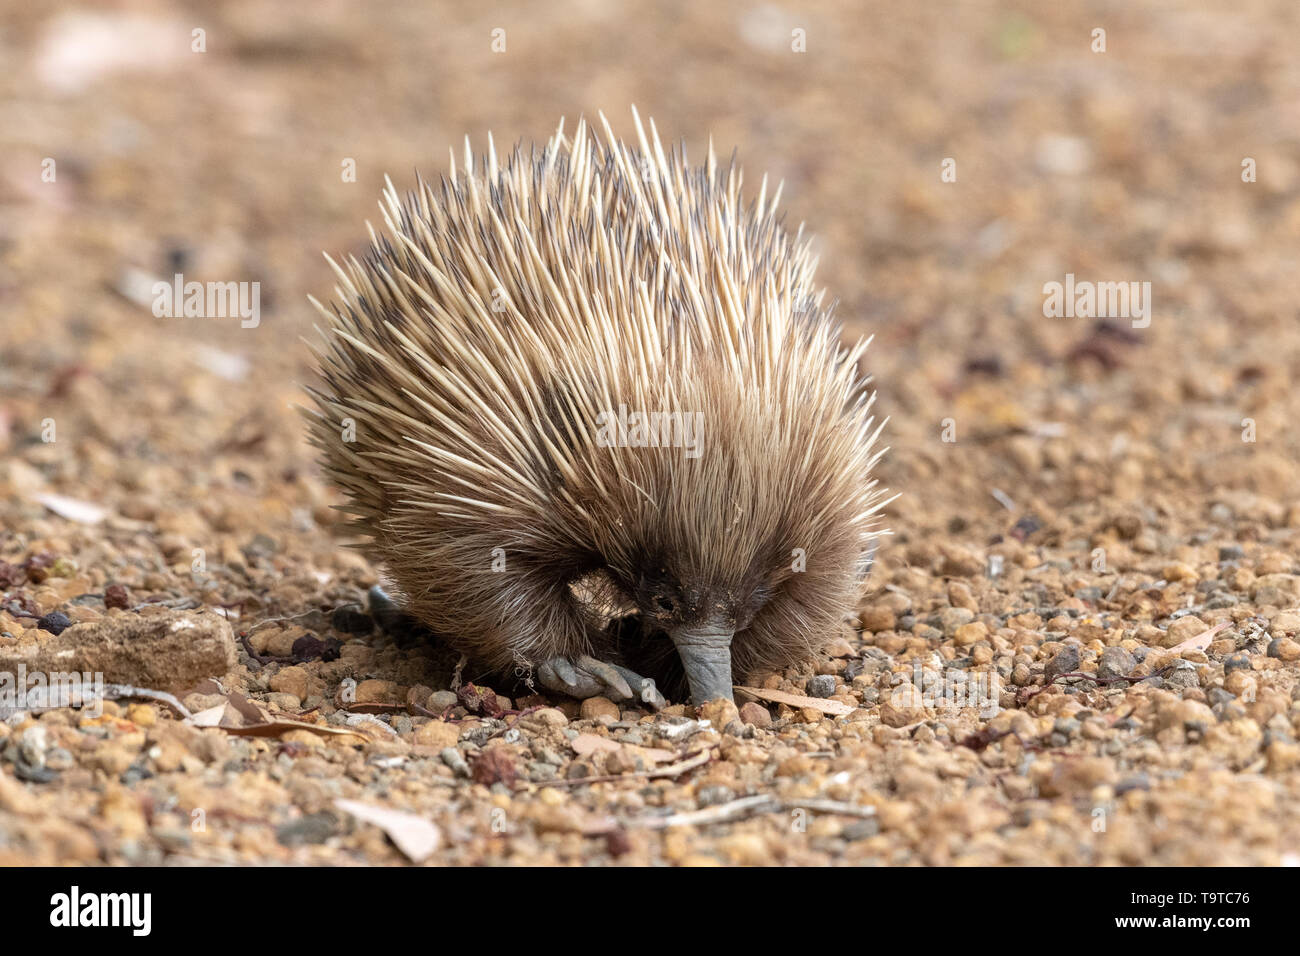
[{"xmin": 305, "ymin": 110, "xmax": 889, "ymax": 706}]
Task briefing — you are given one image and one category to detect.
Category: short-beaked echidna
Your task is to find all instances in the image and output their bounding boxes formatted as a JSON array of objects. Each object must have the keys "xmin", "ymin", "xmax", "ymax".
[{"xmin": 305, "ymin": 111, "xmax": 889, "ymax": 706}]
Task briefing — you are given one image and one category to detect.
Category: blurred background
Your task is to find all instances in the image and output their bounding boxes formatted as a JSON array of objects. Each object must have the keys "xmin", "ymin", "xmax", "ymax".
[
  {"xmin": 2, "ymin": 0, "xmax": 1300, "ymax": 596},
  {"xmin": 4, "ymin": 0, "xmax": 1300, "ymax": 868}
]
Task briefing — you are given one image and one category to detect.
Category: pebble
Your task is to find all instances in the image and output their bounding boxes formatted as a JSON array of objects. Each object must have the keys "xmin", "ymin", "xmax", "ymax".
[
  {"xmin": 1044, "ymin": 645, "xmax": 1081, "ymax": 681},
  {"xmin": 696, "ymin": 697, "xmax": 740, "ymax": 728},
  {"xmin": 1268, "ymin": 638, "xmax": 1300, "ymax": 662},
  {"xmin": 0, "ymin": 609, "xmax": 236, "ymax": 695},
  {"xmin": 1098, "ymin": 647, "xmax": 1136, "ymax": 680},
  {"xmin": 937, "ymin": 607, "xmax": 975, "ymax": 636},
  {"xmin": 35, "ymin": 611, "xmax": 72, "ymax": 636},
  {"xmin": 947, "ymin": 582, "xmax": 978, "ymax": 612},
  {"xmin": 859, "ymin": 606, "xmax": 896, "ymax": 632},
  {"xmin": 440, "ymin": 747, "xmax": 470, "ymax": 777},
  {"xmin": 1271, "ymin": 611, "xmax": 1300, "ymax": 633},
  {"xmin": 739, "ymin": 702, "xmax": 772, "ymax": 729},
  {"xmin": 1224, "ymin": 654, "xmax": 1252, "ymax": 673},
  {"xmin": 414, "ymin": 720, "xmax": 460, "ymax": 749},
  {"xmin": 580, "ymin": 697, "xmax": 620, "ymax": 722},
  {"xmin": 18, "ymin": 726, "xmax": 48, "ymax": 768},
  {"xmin": 269, "ymin": 665, "xmax": 310, "ymax": 701},
  {"xmin": 953, "ymin": 621, "xmax": 988, "ymax": 647},
  {"xmin": 807, "ymin": 675, "xmax": 837, "ymax": 698},
  {"xmin": 428, "ymin": 690, "xmax": 459, "ymax": 712},
  {"xmin": 1162, "ymin": 616, "xmax": 1208, "ymax": 647},
  {"xmin": 696, "ymin": 785, "xmax": 736, "ymax": 806},
  {"xmin": 276, "ymin": 812, "xmax": 338, "ymax": 847}
]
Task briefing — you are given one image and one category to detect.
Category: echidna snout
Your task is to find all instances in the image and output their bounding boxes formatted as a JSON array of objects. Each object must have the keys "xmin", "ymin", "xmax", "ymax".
[{"xmin": 307, "ymin": 110, "xmax": 890, "ymax": 708}]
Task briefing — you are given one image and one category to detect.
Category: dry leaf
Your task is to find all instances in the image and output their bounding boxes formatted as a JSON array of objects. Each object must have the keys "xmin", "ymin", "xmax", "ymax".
[
  {"xmin": 186, "ymin": 695, "xmax": 370, "ymax": 740},
  {"xmin": 1167, "ymin": 621, "xmax": 1229, "ymax": 654},
  {"xmin": 34, "ymin": 492, "xmax": 108, "ymax": 525},
  {"xmin": 570, "ymin": 733, "xmax": 620, "ymax": 756},
  {"xmin": 334, "ymin": 799, "xmax": 441, "ymax": 863},
  {"xmin": 733, "ymin": 686, "xmax": 855, "ymax": 716},
  {"xmin": 188, "ymin": 703, "xmax": 228, "ymax": 727}
]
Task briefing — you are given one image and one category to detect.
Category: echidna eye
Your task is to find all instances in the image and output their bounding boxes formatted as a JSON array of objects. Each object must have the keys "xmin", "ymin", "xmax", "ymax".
[{"xmin": 655, "ymin": 596, "xmax": 675, "ymax": 613}]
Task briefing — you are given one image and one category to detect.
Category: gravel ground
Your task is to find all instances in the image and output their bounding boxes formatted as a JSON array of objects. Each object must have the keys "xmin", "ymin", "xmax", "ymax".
[{"xmin": 3, "ymin": 0, "xmax": 1300, "ymax": 865}]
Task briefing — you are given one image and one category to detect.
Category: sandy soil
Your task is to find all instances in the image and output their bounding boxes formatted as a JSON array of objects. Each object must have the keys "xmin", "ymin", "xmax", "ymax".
[{"xmin": 2, "ymin": 0, "xmax": 1300, "ymax": 864}]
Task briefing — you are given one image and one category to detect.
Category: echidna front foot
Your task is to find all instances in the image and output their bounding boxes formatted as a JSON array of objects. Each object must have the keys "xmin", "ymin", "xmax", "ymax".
[{"xmin": 537, "ymin": 654, "xmax": 666, "ymax": 710}]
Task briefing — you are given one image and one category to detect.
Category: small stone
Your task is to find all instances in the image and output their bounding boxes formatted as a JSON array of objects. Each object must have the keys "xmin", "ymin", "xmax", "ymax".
[
  {"xmin": 35, "ymin": 611, "xmax": 72, "ymax": 636},
  {"xmin": 953, "ymin": 621, "xmax": 989, "ymax": 647},
  {"xmin": 1223, "ymin": 654, "xmax": 1252, "ymax": 673},
  {"xmin": 806, "ymin": 674, "xmax": 837, "ymax": 698},
  {"xmin": 1166, "ymin": 660, "xmax": 1200, "ymax": 689},
  {"xmin": 0, "ymin": 609, "xmax": 236, "ymax": 695},
  {"xmin": 125, "ymin": 703, "xmax": 156, "ymax": 727},
  {"xmin": 1266, "ymin": 739, "xmax": 1300, "ymax": 772},
  {"xmin": 604, "ymin": 748, "xmax": 638, "ymax": 774},
  {"xmin": 1097, "ymin": 647, "xmax": 1136, "ymax": 680},
  {"xmin": 1115, "ymin": 773, "xmax": 1150, "ymax": 795},
  {"xmin": 580, "ymin": 697, "xmax": 620, "ymax": 722},
  {"xmin": 428, "ymin": 690, "xmax": 459, "ymax": 713},
  {"xmin": 947, "ymin": 581, "xmax": 978, "ymax": 612},
  {"xmin": 1271, "ymin": 610, "xmax": 1300, "ymax": 632},
  {"xmin": 1161, "ymin": 616, "xmax": 1208, "ymax": 648},
  {"xmin": 1223, "ymin": 670, "xmax": 1256, "ymax": 698},
  {"xmin": 879, "ymin": 699, "xmax": 925, "ymax": 727},
  {"xmin": 1218, "ymin": 545, "xmax": 1245, "ymax": 562},
  {"xmin": 1268, "ymin": 638, "xmax": 1300, "ymax": 662},
  {"xmin": 939, "ymin": 545, "xmax": 982, "ymax": 577},
  {"xmin": 104, "ymin": 584, "xmax": 131, "ymax": 610},
  {"xmin": 355, "ymin": 679, "xmax": 400, "ymax": 704},
  {"xmin": 471, "ymin": 746, "xmax": 519, "ymax": 787},
  {"xmin": 18, "ymin": 726, "xmax": 48, "ymax": 768},
  {"xmin": 519, "ymin": 707, "xmax": 568, "ymax": 731},
  {"xmin": 276, "ymin": 812, "xmax": 338, "ymax": 847},
  {"xmin": 823, "ymin": 635, "xmax": 855, "ymax": 658},
  {"xmin": 739, "ymin": 702, "xmax": 771, "ymax": 729},
  {"xmin": 440, "ymin": 747, "xmax": 470, "ymax": 776},
  {"xmin": 697, "ymin": 784, "xmax": 736, "ymax": 807},
  {"xmin": 860, "ymin": 606, "xmax": 896, "ymax": 632},
  {"xmin": 843, "ymin": 818, "xmax": 880, "ymax": 840},
  {"xmin": 270, "ymin": 665, "xmax": 310, "ymax": 701},
  {"xmin": 696, "ymin": 697, "xmax": 740, "ymax": 728},
  {"xmin": 938, "ymin": 607, "xmax": 975, "ymax": 636},
  {"xmin": 414, "ymin": 720, "xmax": 460, "ymax": 749},
  {"xmin": 1044, "ymin": 645, "xmax": 1081, "ymax": 681}
]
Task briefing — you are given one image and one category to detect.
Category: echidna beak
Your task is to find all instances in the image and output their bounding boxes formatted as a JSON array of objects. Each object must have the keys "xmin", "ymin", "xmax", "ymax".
[{"xmin": 670, "ymin": 624, "xmax": 735, "ymax": 704}]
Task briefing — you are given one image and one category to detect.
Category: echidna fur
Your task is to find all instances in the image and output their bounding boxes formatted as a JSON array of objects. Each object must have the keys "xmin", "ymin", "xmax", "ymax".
[{"xmin": 304, "ymin": 109, "xmax": 890, "ymax": 704}]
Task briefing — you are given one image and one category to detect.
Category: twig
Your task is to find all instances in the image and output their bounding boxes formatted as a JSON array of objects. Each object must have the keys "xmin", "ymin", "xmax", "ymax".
[
  {"xmin": 239, "ymin": 630, "xmax": 281, "ymax": 665},
  {"xmin": 631, "ymin": 795, "xmax": 776, "ymax": 829},
  {"xmin": 626, "ymin": 795, "xmax": 878, "ymax": 830},
  {"xmin": 103, "ymin": 684, "xmax": 194, "ymax": 719},
  {"xmin": 542, "ymin": 747, "xmax": 715, "ymax": 788},
  {"xmin": 450, "ymin": 654, "xmax": 469, "ymax": 691}
]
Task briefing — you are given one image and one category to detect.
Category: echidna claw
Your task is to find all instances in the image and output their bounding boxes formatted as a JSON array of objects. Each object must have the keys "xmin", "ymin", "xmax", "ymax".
[
  {"xmin": 537, "ymin": 655, "xmax": 665, "ymax": 711},
  {"xmin": 575, "ymin": 654, "xmax": 634, "ymax": 701},
  {"xmin": 611, "ymin": 664, "xmax": 667, "ymax": 710}
]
